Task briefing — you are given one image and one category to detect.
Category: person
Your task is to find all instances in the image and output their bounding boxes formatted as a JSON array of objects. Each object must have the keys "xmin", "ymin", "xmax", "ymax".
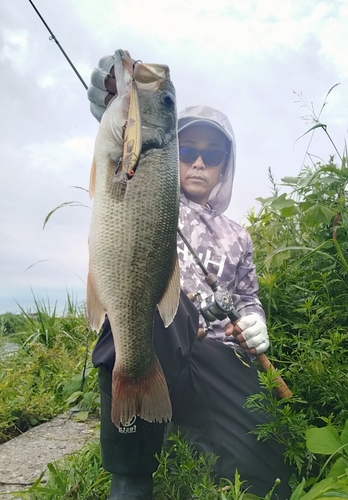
[{"xmin": 87, "ymin": 52, "xmax": 294, "ymax": 500}]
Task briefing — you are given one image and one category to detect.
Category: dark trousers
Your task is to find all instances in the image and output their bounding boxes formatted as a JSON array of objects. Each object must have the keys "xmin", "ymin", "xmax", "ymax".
[{"xmin": 93, "ymin": 293, "xmax": 294, "ymax": 497}]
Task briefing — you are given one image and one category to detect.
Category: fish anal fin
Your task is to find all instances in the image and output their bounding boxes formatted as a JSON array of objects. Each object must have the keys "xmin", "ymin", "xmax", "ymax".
[
  {"xmin": 157, "ymin": 257, "xmax": 180, "ymax": 328},
  {"xmin": 111, "ymin": 357, "xmax": 172, "ymax": 427},
  {"xmin": 89, "ymin": 157, "xmax": 97, "ymax": 199},
  {"xmin": 86, "ymin": 270, "xmax": 105, "ymax": 331}
]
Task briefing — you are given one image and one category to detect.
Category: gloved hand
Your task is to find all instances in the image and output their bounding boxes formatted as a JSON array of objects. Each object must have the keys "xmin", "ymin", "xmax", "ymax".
[
  {"xmin": 225, "ymin": 313, "xmax": 269, "ymax": 355},
  {"xmin": 87, "ymin": 54, "xmax": 118, "ymax": 121}
]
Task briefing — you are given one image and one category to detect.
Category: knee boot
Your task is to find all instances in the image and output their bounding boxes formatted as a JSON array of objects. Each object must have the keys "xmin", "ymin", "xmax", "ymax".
[
  {"xmin": 98, "ymin": 367, "xmax": 166, "ymax": 500},
  {"xmin": 108, "ymin": 474, "xmax": 153, "ymax": 500}
]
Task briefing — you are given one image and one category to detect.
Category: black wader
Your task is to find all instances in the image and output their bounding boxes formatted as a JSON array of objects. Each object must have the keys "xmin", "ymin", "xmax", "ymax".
[{"xmin": 93, "ymin": 292, "xmax": 294, "ymax": 498}]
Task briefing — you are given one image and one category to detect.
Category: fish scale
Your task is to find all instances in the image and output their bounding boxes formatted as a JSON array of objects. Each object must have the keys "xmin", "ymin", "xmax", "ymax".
[{"xmin": 87, "ymin": 51, "xmax": 180, "ymax": 426}]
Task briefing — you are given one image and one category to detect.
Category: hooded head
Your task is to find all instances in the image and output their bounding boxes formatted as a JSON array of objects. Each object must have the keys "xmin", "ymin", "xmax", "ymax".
[{"xmin": 178, "ymin": 105, "xmax": 236, "ymax": 215}]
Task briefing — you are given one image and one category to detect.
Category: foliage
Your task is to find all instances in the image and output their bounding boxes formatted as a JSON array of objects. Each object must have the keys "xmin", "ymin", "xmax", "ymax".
[
  {"xmin": 13, "ymin": 433, "xmax": 282, "ymax": 499},
  {"xmin": 245, "ymin": 369, "xmax": 310, "ymax": 473},
  {"xmin": 0, "ymin": 312, "xmax": 28, "ymax": 335},
  {"xmin": 0, "ymin": 294, "xmax": 97, "ymax": 443},
  {"xmin": 288, "ymin": 419, "xmax": 348, "ymax": 498},
  {"xmin": 153, "ymin": 432, "xmax": 280, "ymax": 499},
  {"xmin": 246, "ymin": 157, "xmax": 348, "ymax": 474},
  {"xmin": 12, "ymin": 441, "xmax": 110, "ymax": 500},
  {"xmin": 4, "ymin": 92, "xmax": 348, "ymax": 498},
  {"xmin": 63, "ymin": 363, "xmax": 100, "ymax": 422}
]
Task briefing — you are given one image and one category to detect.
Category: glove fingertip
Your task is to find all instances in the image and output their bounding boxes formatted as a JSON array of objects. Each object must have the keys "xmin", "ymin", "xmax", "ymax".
[
  {"xmin": 98, "ymin": 55, "xmax": 115, "ymax": 74},
  {"xmin": 89, "ymin": 102, "xmax": 105, "ymax": 122}
]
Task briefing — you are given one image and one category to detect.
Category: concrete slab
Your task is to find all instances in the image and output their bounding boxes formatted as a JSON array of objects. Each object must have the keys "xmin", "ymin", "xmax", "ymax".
[{"xmin": 0, "ymin": 413, "xmax": 98, "ymax": 499}]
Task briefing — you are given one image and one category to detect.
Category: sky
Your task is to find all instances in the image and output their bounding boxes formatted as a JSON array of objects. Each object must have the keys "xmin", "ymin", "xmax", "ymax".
[{"xmin": 1, "ymin": 0, "xmax": 347, "ymax": 314}]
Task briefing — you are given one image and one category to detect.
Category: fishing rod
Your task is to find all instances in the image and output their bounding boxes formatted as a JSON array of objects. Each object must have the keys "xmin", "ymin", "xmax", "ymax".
[
  {"xmin": 28, "ymin": 0, "xmax": 88, "ymax": 90},
  {"xmin": 28, "ymin": 5, "xmax": 292, "ymax": 398},
  {"xmin": 28, "ymin": 0, "xmax": 90, "ymax": 389},
  {"xmin": 178, "ymin": 227, "xmax": 293, "ymax": 399}
]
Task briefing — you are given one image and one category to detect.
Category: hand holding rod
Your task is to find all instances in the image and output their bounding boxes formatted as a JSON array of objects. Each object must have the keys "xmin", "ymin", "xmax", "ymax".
[{"xmin": 178, "ymin": 228, "xmax": 292, "ymax": 399}]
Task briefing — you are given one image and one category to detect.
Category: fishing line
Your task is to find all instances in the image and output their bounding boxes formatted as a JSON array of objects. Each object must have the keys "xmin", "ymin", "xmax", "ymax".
[{"xmin": 28, "ymin": 0, "xmax": 88, "ymax": 90}]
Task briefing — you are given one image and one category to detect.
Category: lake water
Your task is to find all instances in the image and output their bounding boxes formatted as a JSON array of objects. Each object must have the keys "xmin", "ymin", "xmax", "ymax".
[{"xmin": 0, "ymin": 341, "xmax": 18, "ymax": 359}]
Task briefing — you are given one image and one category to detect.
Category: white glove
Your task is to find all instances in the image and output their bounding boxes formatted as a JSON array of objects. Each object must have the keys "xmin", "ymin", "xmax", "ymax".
[
  {"xmin": 237, "ymin": 314, "xmax": 269, "ymax": 354},
  {"xmin": 87, "ymin": 54, "xmax": 116, "ymax": 122}
]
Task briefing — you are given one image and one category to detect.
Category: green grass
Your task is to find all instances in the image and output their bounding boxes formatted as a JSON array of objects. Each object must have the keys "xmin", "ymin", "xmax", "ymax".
[
  {"xmin": 2, "ymin": 146, "xmax": 348, "ymax": 498},
  {"xmin": 0, "ymin": 295, "xmax": 97, "ymax": 443},
  {"xmin": 12, "ymin": 433, "xmax": 278, "ymax": 500}
]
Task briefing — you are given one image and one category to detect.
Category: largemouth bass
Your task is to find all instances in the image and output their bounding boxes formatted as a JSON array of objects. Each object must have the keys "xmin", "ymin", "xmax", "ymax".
[{"xmin": 87, "ymin": 50, "xmax": 180, "ymax": 427}]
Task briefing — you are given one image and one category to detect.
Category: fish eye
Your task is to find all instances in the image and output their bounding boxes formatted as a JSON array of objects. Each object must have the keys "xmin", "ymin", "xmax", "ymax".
[{"xmin": 161, "ymin": 91, "xmax": 175, "ymax": 107}]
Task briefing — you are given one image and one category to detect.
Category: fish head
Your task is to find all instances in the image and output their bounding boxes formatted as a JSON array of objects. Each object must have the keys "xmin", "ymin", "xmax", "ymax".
[
  {"xmin": 134, "ymin": 63, "xmax": 178, "ymax": 151},
  {"xmin": 90, "ymin": 59, "xmax": 178, "ymax": 199}
]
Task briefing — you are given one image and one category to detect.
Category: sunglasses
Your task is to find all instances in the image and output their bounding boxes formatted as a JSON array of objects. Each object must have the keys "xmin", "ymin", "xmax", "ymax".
[{"xmin": 179, "ymin": 146, "xmax": 228, "ymax": 167}]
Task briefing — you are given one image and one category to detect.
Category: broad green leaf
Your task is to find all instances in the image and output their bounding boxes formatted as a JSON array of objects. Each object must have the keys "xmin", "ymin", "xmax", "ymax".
[
  {"xmin": 306, "ymin": 426, "xmax": 341, "ymax": 455},
  {"xmin": 327, "ymin": 456, "xmax": 348, "ymax": 478},
  {"xmin": 281, "ymin": 176, "xmax": 301, "ymax": 185},
  {"xmin": 272, "ymin": 250, "xmax": 291, "ymax": 268},
  {"xmin": 299, "ymin": 477, "xmax": 339, "ymax": 499},
  {"xmin": 299, "ymin": 477, "xmax": 334, "ymax": 499},
  {"xmin": 74, "ymin": 410, "xmax": 89, "ymax": 421},
  {"xmin": 289, "ymin": 478, "xmax": 306, "ymax": 500},
  {"xmin": 256, "ymin": 195, "xmax": 278, "ymax": 205},
  {"xmin": 83, "ymin": 391, "xmax": 97, "ymax": 406},
  {"xmin": 65, "ymin": 391, "xmax": 83, "ymax": 405},
  {"xmin": 281, "ymin": 205, "xmax": 297, "ymax": 218},
  {"xmin": 271, "ymin": 193, "xmax": 296, "ymax": 210},
  {"xmin": 340, "ymin": 420, "xmax": 348, "ymax": 447},
  {"xmin": 322, "ymin": 240, "xmax": 334, "ymax": 249},
  {"xmin": 305, "ymin": 205, "xmax": 335, "ymax": 224},
  {"xmin": 299, "ymin": 201, "xmax": 316, "ymax": 212},
  {"xmin": 319, "ymin": 176, "xmax": 339, "ymax": 185}
]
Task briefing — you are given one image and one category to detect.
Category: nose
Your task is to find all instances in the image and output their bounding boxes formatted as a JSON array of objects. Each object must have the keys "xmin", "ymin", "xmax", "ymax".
[{"xmin": 192, "ymin": 155, "xmax": 205, "ymax": 169}]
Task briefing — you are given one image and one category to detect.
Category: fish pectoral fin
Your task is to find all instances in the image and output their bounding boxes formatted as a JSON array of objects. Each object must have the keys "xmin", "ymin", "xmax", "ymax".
[
  {"xmin": 111, "ymin": 357, "xmax": 172, "ymax": 427},
  {"xmin": 86, "ymin": 271, "xmax": 106, "ymax": 331},
  {"xmin": 89, "ymin": 157, "xmax": 97, "ymax": 199},
  {"xmin": 157, "ymin": 256, "xmax": 180, "ymax": 328}
]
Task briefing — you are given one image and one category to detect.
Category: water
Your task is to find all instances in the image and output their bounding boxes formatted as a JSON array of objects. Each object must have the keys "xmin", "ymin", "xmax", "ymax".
[{"xmin": 0, "ymin": 341, "xmax": 18, "ymax": 359}]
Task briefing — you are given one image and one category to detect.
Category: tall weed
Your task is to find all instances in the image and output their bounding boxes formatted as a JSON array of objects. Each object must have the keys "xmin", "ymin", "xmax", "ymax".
[
  {"xmin": 247, "ymin": 157, "xmax": 348, "ymax": 472},
  {"xmin": 0, "ymin": 294, "xmax": 96, "ymax": 442}
]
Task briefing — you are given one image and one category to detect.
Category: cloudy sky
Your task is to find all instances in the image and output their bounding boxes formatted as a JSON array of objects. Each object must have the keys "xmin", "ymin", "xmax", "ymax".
[{"xmin": 1, "ymin": 0, "xmax": 347, "ymax": 314}]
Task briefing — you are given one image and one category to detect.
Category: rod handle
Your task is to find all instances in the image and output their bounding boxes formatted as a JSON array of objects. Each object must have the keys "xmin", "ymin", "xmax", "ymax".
[{"xmin": 257, "ymin": 353, "xmax": 293, "ymax": 398}]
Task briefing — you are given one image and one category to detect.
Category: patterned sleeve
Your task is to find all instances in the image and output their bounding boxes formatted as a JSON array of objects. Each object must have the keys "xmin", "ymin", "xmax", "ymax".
[{"xmin": 228, "ymin": 230, "xmax": 266, "ymax": 321}]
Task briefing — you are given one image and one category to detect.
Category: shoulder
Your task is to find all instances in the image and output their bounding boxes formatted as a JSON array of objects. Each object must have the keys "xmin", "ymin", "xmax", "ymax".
[{"xmin": 218, "ymin": 213, "xmax": 252, "ymax": 240}]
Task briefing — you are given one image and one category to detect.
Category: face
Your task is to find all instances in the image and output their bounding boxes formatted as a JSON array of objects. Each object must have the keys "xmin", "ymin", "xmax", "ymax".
[{"xmin": 179, "ymin": 125, "xmax": 228, "ymax": 206}]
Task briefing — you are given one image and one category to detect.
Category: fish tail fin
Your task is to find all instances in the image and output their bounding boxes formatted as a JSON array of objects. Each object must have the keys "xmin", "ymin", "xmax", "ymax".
[{"xmin": 111, "ymin": 357, "xmax": 172, "ymax": 427}]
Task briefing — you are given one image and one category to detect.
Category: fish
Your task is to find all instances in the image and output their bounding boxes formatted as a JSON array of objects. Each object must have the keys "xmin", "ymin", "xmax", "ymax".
[{"xmin": 86, "ymin": 50, "xmax": 180, "ymax": 427}]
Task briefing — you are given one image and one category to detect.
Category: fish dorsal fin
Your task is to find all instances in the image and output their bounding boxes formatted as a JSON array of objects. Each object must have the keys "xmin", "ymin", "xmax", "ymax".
[
  {"xmin": 157, "ymin": 256, "xmax": 180, "ymax": 328},
  {"xmin": 89, "ymin": 157, "xmax": 97, "ymax": 199}
]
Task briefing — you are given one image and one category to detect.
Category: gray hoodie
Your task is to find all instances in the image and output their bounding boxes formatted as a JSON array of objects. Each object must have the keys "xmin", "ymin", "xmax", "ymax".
[{"xmin": 177, "ymin": 105, "xmax": 265, "ymax": 349}]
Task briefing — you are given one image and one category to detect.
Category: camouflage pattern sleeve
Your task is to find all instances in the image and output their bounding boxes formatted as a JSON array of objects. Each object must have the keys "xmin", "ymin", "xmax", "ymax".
[
  {"xmin": 177, "ymin": 196, "xmax": 266, "ymax": 348},
  {"xmin": 228, "ymin": 228, "xmax": 266, "ymax": 321}
]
